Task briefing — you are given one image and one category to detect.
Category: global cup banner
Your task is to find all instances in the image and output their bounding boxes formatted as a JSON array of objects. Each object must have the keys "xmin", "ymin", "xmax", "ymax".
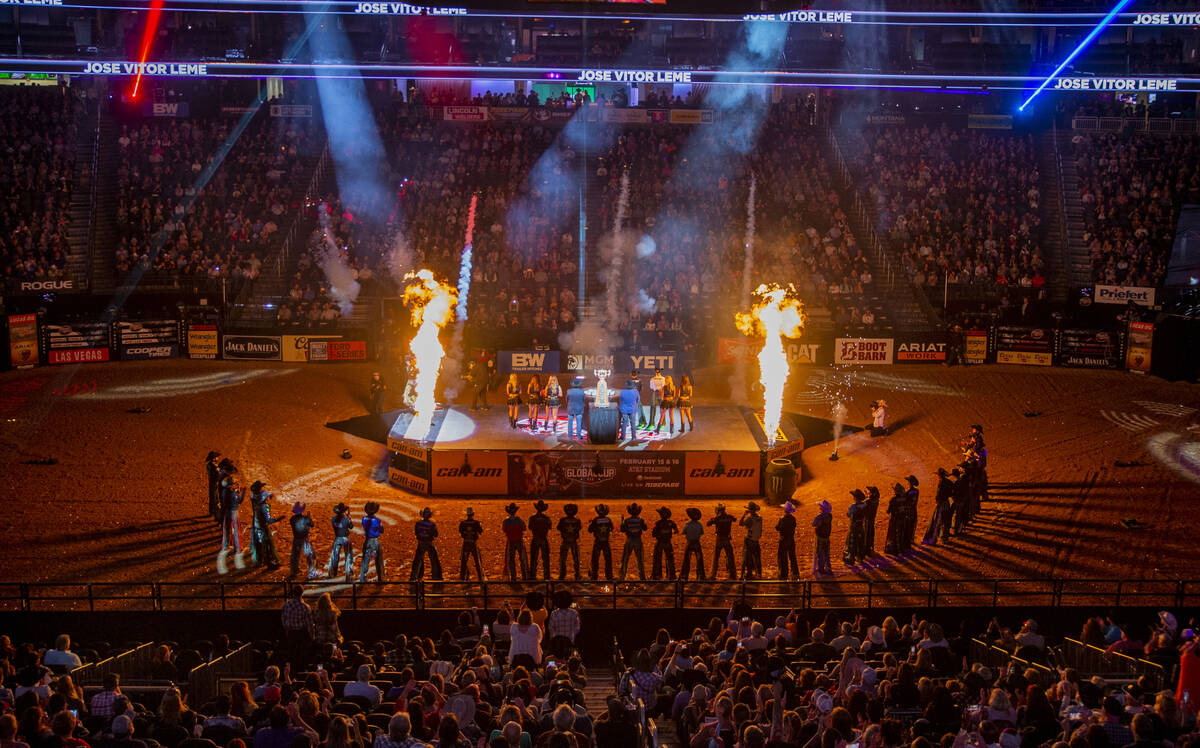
[
  {"xmin": 507, "ymin": 451, "xmax": 685, "ymax": 496},
  {"xmin": 7, "ymin": 313, "xmax": 39, "ymax": 368},
  {"xmin": 45, "ymin": 322, "xmax": 112, "ymax": 365},
  {"xmin": 430, "ymin": 450, "xmax": 508, "ymax": 495},
  {"xmin": 118, "ymin": 320, "xmax": 180, "ymax": 360},
  {"xmin": 834, "ymin": 338, "xmax": 894, "ymax": 365},
  {"xmin": 222, "ymin": 334, "xmax": 282, "ymax": 361}
]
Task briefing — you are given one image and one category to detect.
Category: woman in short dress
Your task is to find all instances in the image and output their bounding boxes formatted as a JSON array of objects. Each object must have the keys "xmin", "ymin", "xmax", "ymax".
[
  {"xmin": 678, "ymin": 375, "xmax": 694, "ymax": 432},
  {"xmin": 543, "ymin": 375, "xmax": 562, "ymax": 434},
  {"xmin": 658, "ymin": 375, "xmax": 678, "ymax": 434},
  {"xmin": 526, "ymin": 374, "xmax": 543, "ymax": 432},
  {"xmin": 506, "ymin": 374, "xmax": 521, "ymax": 429}
]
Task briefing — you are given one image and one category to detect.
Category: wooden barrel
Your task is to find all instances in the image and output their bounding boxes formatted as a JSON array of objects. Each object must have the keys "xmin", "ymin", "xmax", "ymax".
[{"xmin": 587, "ymin": 405, "xmax": 621, "ymax": 444}]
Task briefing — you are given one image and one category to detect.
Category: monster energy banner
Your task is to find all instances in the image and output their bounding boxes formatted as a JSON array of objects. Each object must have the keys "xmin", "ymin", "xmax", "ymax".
[{"xmin": 1056, "ymin": 329, "xmax": 1123, "ymax": 369}]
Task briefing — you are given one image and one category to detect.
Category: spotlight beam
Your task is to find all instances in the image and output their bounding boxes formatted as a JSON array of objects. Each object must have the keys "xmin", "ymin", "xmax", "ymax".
[
  {"xmin": 1017, "ymin": 0, "xmax": 1137, "ymax": 112},
  {"xmin": 129, "ymin": 0, "xmax": 164, "ymax": 99}
]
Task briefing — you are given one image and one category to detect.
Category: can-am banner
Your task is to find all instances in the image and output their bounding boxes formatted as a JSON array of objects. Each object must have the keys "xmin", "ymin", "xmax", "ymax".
[
  {"xmin": 44, "ymin": 322, "xmax": 112, "ymax": 365},
  {"xmin": 118, "ymin": 320, "xmax": 180, "ymax": 360},
  {"xmin": 1056, "ymin": 329, "xmax": 1123, "ymax": 369}
]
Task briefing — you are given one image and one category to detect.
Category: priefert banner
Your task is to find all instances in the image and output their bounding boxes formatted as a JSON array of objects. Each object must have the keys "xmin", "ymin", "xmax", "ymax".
[{"xmin": 1095, "ymin": 285, "xmax": 1156, "ymax": 307}]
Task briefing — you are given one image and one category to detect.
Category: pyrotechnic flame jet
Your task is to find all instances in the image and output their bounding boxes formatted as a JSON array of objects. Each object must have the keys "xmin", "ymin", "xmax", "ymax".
[
  {"xmin": 402, "ymin": 270, "xmax": 457, "ymax": 442},
  {"xmin": 736, "ymin": 284, "xmax": 805, "ymax": 448}
]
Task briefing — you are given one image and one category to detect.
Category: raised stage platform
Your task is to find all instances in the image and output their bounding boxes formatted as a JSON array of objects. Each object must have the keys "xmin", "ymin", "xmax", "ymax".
[{"xmin": 383, "ymin": 405, "xmax": 804, "ymax": 497}]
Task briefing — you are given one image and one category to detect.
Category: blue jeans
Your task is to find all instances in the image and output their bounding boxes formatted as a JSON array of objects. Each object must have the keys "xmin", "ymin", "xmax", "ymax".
[
  {"xmin": 360, "ymin": 537, "xmax": 383, "ymax": 582},
  {"xmin": 568, "ymin": 412, "xmax": 583, "ymax": 439},
  {"xmin": 620, "ymin": 412, "xmax": 637, "ymax": 440}
]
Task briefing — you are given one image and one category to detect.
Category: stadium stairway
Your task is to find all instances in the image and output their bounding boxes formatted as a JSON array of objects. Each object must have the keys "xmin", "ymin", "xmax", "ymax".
[
  {"xmin": 67, "ymin": 99, "xmax": 100, "ymax": 288},
  {"xmin": 1055, "ymin": 130, "xmax": 1093, "ymax": 288},
  {"xmin": 86, "ymin": 103, "xmax": 119, "ymax": 294},
  {"xmin": 1036, "ymin": 129, "xmax": 1070, "ymax": 305}
]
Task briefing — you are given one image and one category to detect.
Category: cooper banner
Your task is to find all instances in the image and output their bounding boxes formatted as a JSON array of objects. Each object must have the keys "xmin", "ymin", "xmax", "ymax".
[
  {"xmin": 118, "ymin": 320, "xmax": 180, "ymax": 360},
  {"xmin": 499, "ymin": 349, "xmax": 561, "ymax": 374},
  {"xmin": 834, "ymin": 338, "xmax": 894, "ymax": 365},
  {"xmin": 995, "ymin": 326, "xmax": 1054, "ymax": 366},
  {"xmin": 1125, "ymin": 321, "xmax": 1154, "ymax": 373},
  {"xmin": 222, "ymin": 334, "xmax": 281, "ymax": 361},
  {"xmin": 7, "ymin": 313, "xmax": 39, "ymax": 368},
  {"xmin": 430, "ymin": 450, "xmax": 508, "ymax": 494},
  {"xmin": 1096, "ymin": 284, "xmax": 1156, "ymax": 307},
  {"xmin": 895, "ymin": 335, "xmax": 949, "ymax": 363},
  {"xmin": 1056, "ymin": 329, "xmax": 1122, "ymax": 369},
  {"xmin": 507, "ymin": 451, "xmax": 685, "ymax": 496},
  {"xmin": 187, "ymin": 323, "xmax": 219, "ymax": 359},
  {"xmin": 45, "ymin": 322, "xmax": 111, "ymax": 365},
  {"xmin": 684, "ymin": 451, "xmax": 761, "ymax": 495}
]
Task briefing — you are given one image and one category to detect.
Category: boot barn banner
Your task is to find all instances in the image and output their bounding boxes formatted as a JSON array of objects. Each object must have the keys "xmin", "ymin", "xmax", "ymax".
[
  {"xmin": 507, "ymin": 450, "xmax": 685, "ymax": 496},
  {"xmin": 1056, "ymin": 329, "xmax": 1123, "ymax": 369},
  {"xmin": 1125, "ymin": 321, "xmax": 1154, "ymax": 373},
  {"xmin": 995, "ymin": 326, "xmax": 1054, "ymax": 366},
  {"xmin": 118, "ymin": 320, "xmax": 180, "ymax": 360},
  {"xmin": 834, "ymin": 338, "xmax": 894, "ymax": 365},
  {"xmin": 8, "ymin": 313, "xmax": 39, "ymax": 368},
  {"xmin": 44, "ymin": 322, "xmax": 112, "ymax": 365}
]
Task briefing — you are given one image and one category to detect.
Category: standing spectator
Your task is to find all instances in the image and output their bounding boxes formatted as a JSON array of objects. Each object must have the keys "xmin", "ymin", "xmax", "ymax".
[
  {"xmin": 507, "ymin": 608, "xmax": 543, "ymax": 668},
  {"xmin": 547, "ymin": 593, "xmax": 581, "ymax": 648},
  {"xmin": 313, "ymin": 593, "xmax": 343, "ymax": 649},
  {"xmin": 281, "ymin": 587, "xmax": 314, "ymax": 667}
]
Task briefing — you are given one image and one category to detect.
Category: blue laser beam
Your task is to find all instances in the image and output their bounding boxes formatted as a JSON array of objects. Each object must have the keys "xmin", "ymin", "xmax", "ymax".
[{"xmin": 1018, "ymin": 0, "xmax": 1137, "ymax": 112}]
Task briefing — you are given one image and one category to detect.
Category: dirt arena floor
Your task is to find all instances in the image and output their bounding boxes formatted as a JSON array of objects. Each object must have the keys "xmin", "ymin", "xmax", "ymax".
[{"xmin": 1, "ymin": 359, "xmax": 1198, "ymax": 606}]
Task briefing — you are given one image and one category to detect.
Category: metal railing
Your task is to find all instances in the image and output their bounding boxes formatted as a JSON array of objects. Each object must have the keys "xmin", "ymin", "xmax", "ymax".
[
  {"xmin": 274, "ymin": 142, "xmax": 331, "ymax": 283},
  {"xmin": 187, "ymin": 642, "xmax": 255, "ymax": 704},
  {"xmin": 0, "ymin": 577, "xmax": 1195, "ymax": 612},
  {"xmin": 1058, "ymin": 638, "xmax": 1166, "ymax": 691},
  {"xmin": 825, "ymin": 127, "xmax": 896, "ymax": 292},
  {"xmin": 1071, "ymin": 116, "xmax": 1197, "ymax": 135}
]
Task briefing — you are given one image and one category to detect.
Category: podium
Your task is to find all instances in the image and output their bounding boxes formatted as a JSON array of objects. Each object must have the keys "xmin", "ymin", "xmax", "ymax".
[{"xmin": 587, "ymin": 404, "xmax": 620, "ymax": 444}]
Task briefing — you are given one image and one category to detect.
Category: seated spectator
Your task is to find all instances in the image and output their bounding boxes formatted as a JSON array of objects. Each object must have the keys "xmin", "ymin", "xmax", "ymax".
[
  {"xmin": 343, "ymin": 666, "xmax": 381, "ymax": 708},
  {"xmin": 90, "ymin": 674, "xmax": 122, "ymax": 718},
  {"xmin": 799, "ymin": 628, "xmax": 835, "ymax": 667},
  {"xmin": 43, "ymin": 636, "xmax": 82, "ymax": 671}
]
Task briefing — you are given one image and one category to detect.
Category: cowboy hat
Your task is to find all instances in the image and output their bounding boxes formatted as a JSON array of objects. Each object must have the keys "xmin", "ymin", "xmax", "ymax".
[
  {"xmin": 504, "ymin": 502, "xmax": 519, "ymax": 515},
  {"xmin": 868, "ymin": 626, "xmax": 886, "ymax": 645},
  {"xmin": 893, "ymin": 482, "xmax": 906, "ymax": 494},
  {"xmin": 714, "ymin": 503, "xmax": 726, "ymax": 513},
  {"xmin": 206, "ymin": 450, "xmax": 221, "ymax": 461},
  {"xmin": 465, "ymin": 507, "xmax": 475, "ymax": 516},
  {"xmin": 292, "ymin": 501, "xmax": 307, "ymax": 515},
  {"xmin": 866, "ymin": 486, "xmax": 880, "ymax": 498},
  {"xmin": 951, "ymin": 467, "xmax": 962, "ymax": 476},
  {"xmin": 657, "ymin": 506, "xmax": 671, "ymax": 517},
  {"xmin": 563, "ymin": 503, "xmax": 579, "ymax": 516},
  {"xmin": 218, "ymin": 458, "xmax": 237, "ymax": 472},
  {"xmin": 686, "ymin": 507, "xmax": 701, "ymax": 520},
  {"xmin": 783, "ymin": 501, "xmax": 796, "ymax": 514},
  {"xmin": 626, "ymin": 503, "xmax": 642, "ymax": 515},
  {"xmin": 333, "ymin": 502, "xmax": 349, "ymax": 514},
  {"xmin": 745, "ymin": 501, "xmax": 760, "ymax": 513},
  {"xmin": 571, "ymin": 376, "xmax": 585, "ymax": 386},
  {"xmin": 595, "ymin": 504, "xmax": 610, "ymax": 515},
  {"xmin": 906, "ymin": 475, "xmax": 919, "ymax": 486},
  {"xmin": 534, "ymin": 499, "xmax": 549, "ymax": 512},
  {"xmin": 935, "ymin": 467, "xmax": 949, "ymax": 477},
  {"xmin": 819, "ymin": 500, "xmax": 831, "ymax": 512},
  {"xmin": 364, "ymin": 501, "xmax": 381, "ymax": 515},
  {"xmin": 251, "ymin": 480, "xmax": 266, "ymax": 494},
  {"xmin": 420, "ymin": 507, "xmax": 433, "ymax": 519},
  {"xmin": 971, "ymin": 424, "xmax": 984, "ymax": 433},
  {"xmin": 850, "ymin": 489, "xmax": 866, "ymax": 501}
]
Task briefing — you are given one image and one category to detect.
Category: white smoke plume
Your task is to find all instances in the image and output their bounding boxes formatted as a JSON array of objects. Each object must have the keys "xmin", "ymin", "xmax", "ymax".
[
  {"xmin": 387, "ymin": 231, "xmax": 415, "ymax": 286},
  {"xmin": 315, "ymin": 205, "xmax": 361, "ymax": 316},
  {"xmin": 442, "ymin": 195, "xmax": 478, "ymax": 400},
  {"xmin": 634, "ymin": 288, "xmax": 656, "ymax": 315},
  {"xmin": 636, "ymin": 234, "xmax": 656, "ymax": 258},
  {"xmin": 604, "ymin": 171, "xmax": 631, "ymax": 327},
  {"xmin": 730, "ymin": 174, "xmax": 758, "ymax": 404}
]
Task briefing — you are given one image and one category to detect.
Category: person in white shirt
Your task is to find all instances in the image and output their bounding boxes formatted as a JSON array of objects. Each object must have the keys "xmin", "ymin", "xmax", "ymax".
[
  {"xmin": 1016, "ymin": 619, "xmax": 1045, "ymax": 651},
  {"xmin": 742, "ymin": 623, "xmax": 769, "ymax": 651},
  {"xmin": 765, "ymin": 616, "xmax": 793, "ymax": 645},
  {"xmin": 507, "ymin": 609, "xmax": 543, "ymax": 666},
  {"xmin": 648, "ymin": 368, "xmax": 665, "ymax": 428},
  {"xmin": 43, "ymin": 635, "xmax": 83, "ymax": 670},
  {"xmin": 343, "ymin": 665, "xmax": 382, "ymax": 707},
  {"xmin": 830, "ymin": 623, "xmax": 862, "ymax": 653}
]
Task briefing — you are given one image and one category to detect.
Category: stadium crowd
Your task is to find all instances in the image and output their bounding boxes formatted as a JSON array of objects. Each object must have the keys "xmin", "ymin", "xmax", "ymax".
[
  {"xmin": 0, "ymin": 85, "xmax": 83, "ymax": 285},
  {"xmin": 1071, "ymin": 132, "xmax": 1200, "ymax": 288},
  {"xmin": 848, "ymin": 125, "xmax": 1047, "ymax": 294},
  {"xmin": 0, "ymin": 604, "xmax": 1197, "ymax": 748}
]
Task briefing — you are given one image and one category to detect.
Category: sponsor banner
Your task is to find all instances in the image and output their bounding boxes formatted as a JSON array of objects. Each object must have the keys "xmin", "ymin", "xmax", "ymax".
[
  {"xmin": 443, "ymin": 105, "xmax": 488, "ymax": 121},
  {"xmin": 220, "ymin": 106, "xmax": 255, "ymax": 116},
  {"xmin": 388, "ymin": 466, "xmax": 429, "ymax": 494},
  {"xmin": 866, "ymin": 113, "xmax": 906, "ymax": 126},
  {"xmin": 684, "ymin": 451, "xmax": 761, "ymax": 495},
  {"xmin": 118, "ymin": 319, "xmax": 180, "ymax": 360},
  {"xmin": 45, "ymin": 322, "xmax": 111, "ymax": 365},
  {"xmin": 1057, "ymin": 328, "xmax": 1122, "ymax": 369},
  {"xmin": 143, "ymin": 101, "xmax": 189, "ymax": 117},
  {"xmin": 530, "ymin": 106, "xmax": 574, "ymax": 124},
  {"xmin": 1096, "ymin": 284, "xmax": 1156, "ymax": 307},
  {"xmin": 187, "ymin": 324, "xmax": 218, "ymax": 359},
  {"xmin": 507, "ymin": 451, "xmax": 685, "ymax": 496},
  {"xmin": 269, "ymin": 104, "xmax": 312, "ymax": 118},
  {"xmin": 1125, "ymin": 321, "xmax": 1154, "ymax": 373},
  {"xmin": 322, "ymin": 340, "xmax": 369, "ymax": 361},
  {"xmin": 9, "ymin": 278, "xmax": 82, "ymax": 295},
  {"xmin": 995, "ymin": 326, "xmax": 1054, "ymax": 366},
  {"xmin": 565, "ymin": 350, "xmax": 688, "ymax": 374},
  {"xmin": 717, "ymin": 337, "xmax": 828, "ymax": 365},
  {"xmin": 283, "ymin": 334, "xmax": 342, "ymax": 362},
  {"xmin": 895, "ymin": 336, "xmax": 949, "ymax": 363},
  {"xmin": 964, "ymin": 330, "xmax": 989, "ymax": 364},
  {"xmin": 499, "ymin": 349, "xmax": 561, "ymax": 374},
  {"xmin": 968, "ymin": 113, "xmax": 1013, "ymax": 130},
  {"xmin": 223, "ymin": 334, "xmax": 281, "ymax": 361},
  {"xmin": 7, "ymin": 313, "xmax": 39, "ymax": 368},
  {"xmin": 599, "ymin": 108, "xmax": 649, "ymax": 124},
  {"xmin": 834, "ymin": 337, "xmax": 894, "ymax": 365},
  {"xmin": 430, "ymin": 450, "xmax": 508, "ymax": 494},
  {"xmin": 668, "ymin": 108, "xmax": 715, "ymax": 125},
  {"xmin": 490, "ymin": 106, "xmax": 531, "ymax": 122}
]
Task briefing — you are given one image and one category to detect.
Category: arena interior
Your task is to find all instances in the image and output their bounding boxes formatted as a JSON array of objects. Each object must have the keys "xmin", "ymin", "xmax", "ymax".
[{"xmin": 0, "ymin": 0, "xmax": 1199, "ymax": 746}]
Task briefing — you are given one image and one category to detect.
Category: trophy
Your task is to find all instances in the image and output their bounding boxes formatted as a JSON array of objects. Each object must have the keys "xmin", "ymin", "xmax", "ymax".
[{"xmin": 593, "ymin": 369, "xmax": 611, "ymax": 407}]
